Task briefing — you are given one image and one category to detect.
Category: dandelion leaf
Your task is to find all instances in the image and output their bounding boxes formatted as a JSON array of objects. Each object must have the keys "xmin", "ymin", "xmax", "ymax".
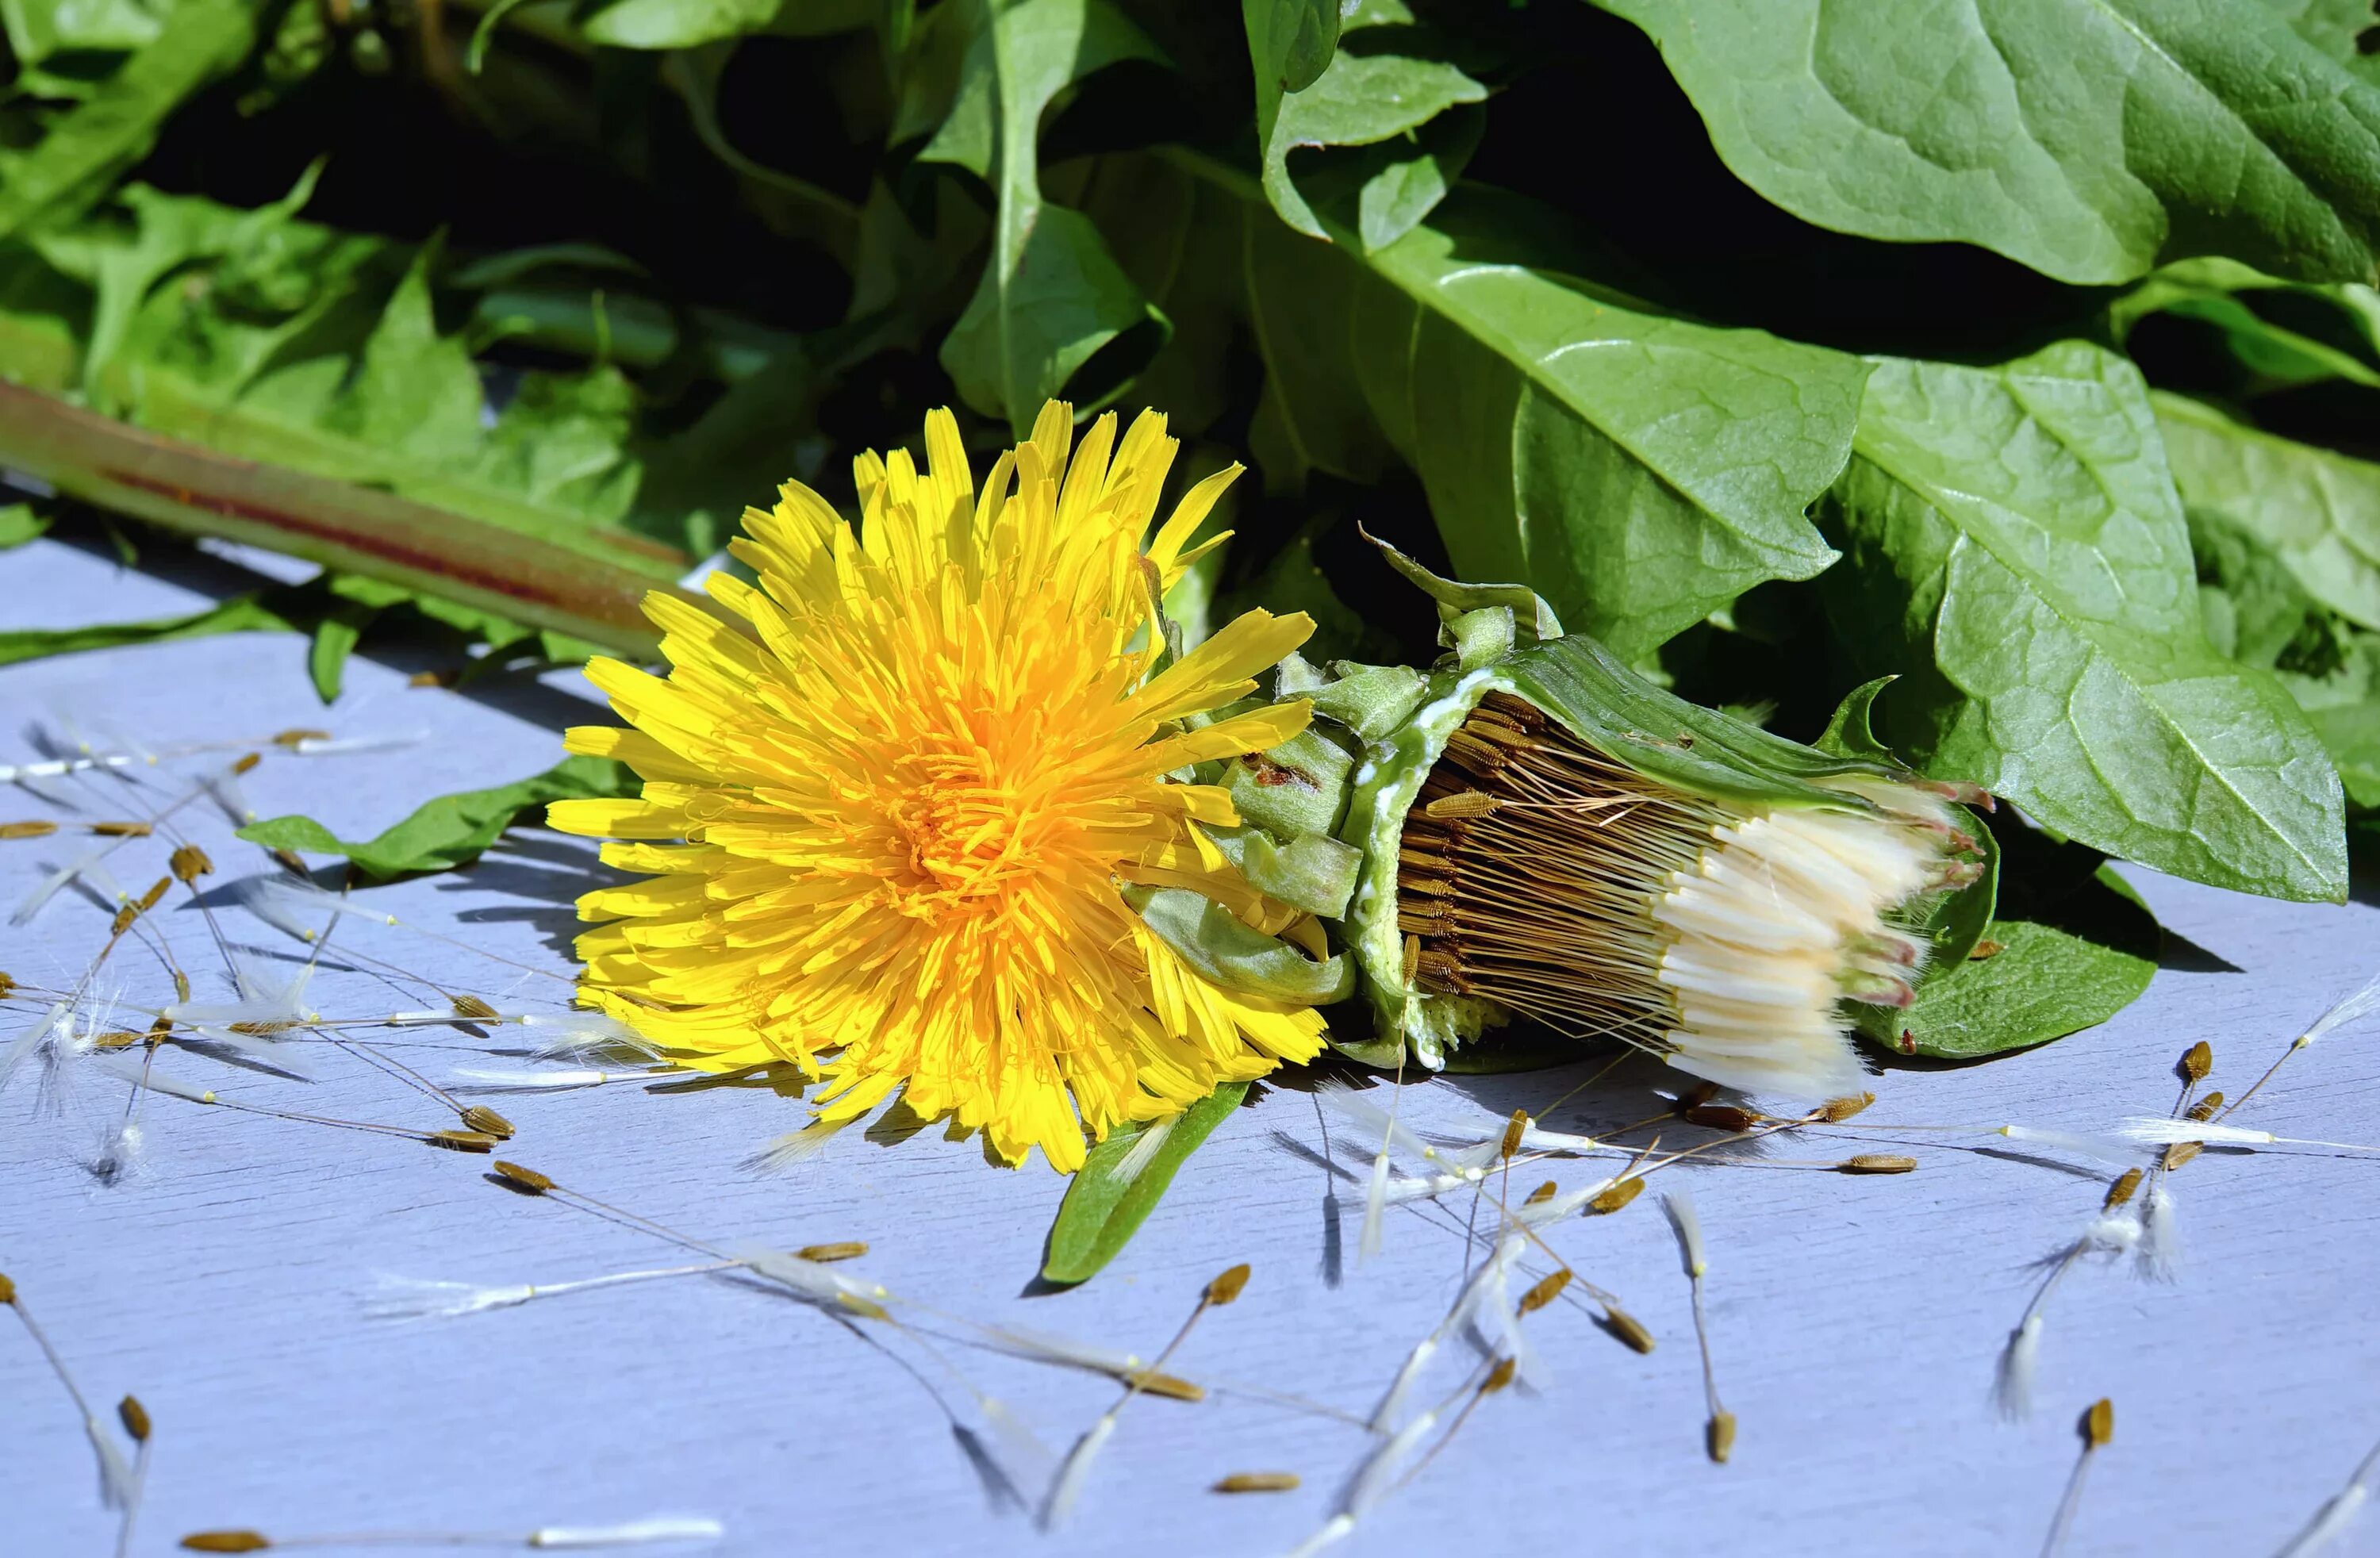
[{"xmin": 1042, "ymin": 1080, "xmax": 1250, "ymax": 1285}]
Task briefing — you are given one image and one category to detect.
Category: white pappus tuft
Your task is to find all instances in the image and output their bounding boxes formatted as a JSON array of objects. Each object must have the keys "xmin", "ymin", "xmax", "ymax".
[
  {"xmin": 2302, "ymin": 970, "xmax": 2380, "ymax": 1047},
  {"xmin": 2136, "ymin": 1181, "xmax": 2180, "ymax": 1282},
  {"xmin": 526, "ymin": 1515, "xmax": 725, "ymax": 1548},
  {"xmin": 1042, "ymin": 1413, "xmax": 1115, "ymax": 1529},
  {"xmin": 367, "ymin": 1277, "xmax": 543, "ymax": 1321},
  {"xmin": 1995, "ymin": 1313, "xmax": 2044, "ymax": 1422}
]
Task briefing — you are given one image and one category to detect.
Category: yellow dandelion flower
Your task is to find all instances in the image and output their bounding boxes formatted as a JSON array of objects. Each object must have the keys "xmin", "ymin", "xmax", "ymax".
[{"xmin": 549, "ymin": 401, "xmax": 1330, "ymax": 1171}]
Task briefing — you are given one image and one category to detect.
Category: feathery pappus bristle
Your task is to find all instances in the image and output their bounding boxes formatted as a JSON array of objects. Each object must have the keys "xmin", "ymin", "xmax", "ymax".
[{"xmin": 1395, "ymin": 693, "xmax": 1974, "ymax": 1101}]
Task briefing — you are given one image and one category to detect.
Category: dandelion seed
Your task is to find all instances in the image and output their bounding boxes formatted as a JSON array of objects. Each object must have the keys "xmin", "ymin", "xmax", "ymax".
[
  {"xmin": 369, "ymin": 1277, "xmax": 544, "ymax": 1320},
  {"xmin": 1, "ymin": 819, "xmax": 59, "ymax": 838},
  {"xmin": 1838, "ymin": 1153, "xmax": 1917, "ymax": 1174},
  {"xmin": 1369, "ymin": 1233, "xmax": 1524, "ymax": 1431},
  {"xmin": 2162, "ymin": 1141, "xmax": 2201, "ymax": 1171},
  {"xmin": 2102, "ymin": 1168, "xmax": 2144, "ymax": 1210},
  {"xmin": 2221, "ymin": 969, "xmax": 2380, "ymax": 1120},
  {"xmin": 459, "ymin": 1106, "xmax": 515, "ymax": 1141},
  {"xmin": 285, "ymin": 731, "xmax": 428, "ymax": 758},
  {"xmin": 2275, "ymin": 1437, "xmax": 2380, "ymax": 1557},
  {"xmin": 2041, "ymin": 1398, "xmax": 2114, "ymax": 1556},
  {"xmin": 1213, "ymin": 1472, "xmax": 1300, "ymax": 1494},
  {"xmin": 2, "ymin": 1272, "xmax": 136, "ymax": 1509},
  {"xmin": 176, "ymin": 1516, "xmax": 725, "ymax": 1550},
  {"xmin": 1587, "ymin": 1177, "xmax": 1643, "ymax": 1215},
  {"xmin": 90, "ymin": 1057, "xmax": 484, "ymax": 1151},
  {"xmin": 1664, "ymin": 1191, "xmax": 1732, "ymax": 1462},
  {"xmin": 1820, "ymin": 1092, "xmax": 1876, "ymax": 1122},
  {"xmin": 452, "ymin": 1066, "xmax": 667, "ymax": 1092},
  {"xmin": 1046, "ymin": 1264, "xmax": 1250, "ymax": 1528},
  {"xmin": 114, "ymin": 1394, "xmax": 152, "ymax": 1558},
  {"xmin": 1997, "ymin": 1124, "xmax": 2146, "ymax": 1163},
  {"xmin": 2186, "ymin": 1092, "xmax": 2224, "ymax": 1122},
  {"xmin": 1683, "ymin": 1102, "xmax": 1762, "ymax": 1132},
  {"xmin": 1600, "ymin": 1303, "xmax": 1656, "ymax": 1354},
  {"xmin": 2117, "ymin": 1117, "xmax": 2380, "ymax": 1153},
  {"xmin": 1997, "ymin": 1314, "xmax": 2044, "ymax": 1422}
]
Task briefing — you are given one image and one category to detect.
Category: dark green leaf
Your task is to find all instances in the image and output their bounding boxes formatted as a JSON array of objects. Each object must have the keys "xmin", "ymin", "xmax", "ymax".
[
  {"xmin": 2155, "ymin": 391, "xmax": 2380, "ymax": 631},
  {"xmin": 1822, "ymin": 341, "xmax": 2348, "ymax": 903},
  {"xmin": 1253, "ymin": 1, "xmax": 1486, "ymax": 241},
  {"xmin": 1204, "ymin": 166, "xmax": 1871, "ymax": 658},
  {"xmin": 1042, "ymin": 1080, "xmax": 1249, "ymax": 1284},
  {"xmin": 0, "ymin": 594, "xmax": 298, "ymax": 668},
  {"xmin": 1593, "ymin": 0, "xmax": 2380, "ymax": 286},
  {"xmin": 237, "ymin": 755, "xmax": 638, "ymax": 879},
  {"xmin": 924, "ymin": 0, "xmax": 1169, "ymax": 429}
]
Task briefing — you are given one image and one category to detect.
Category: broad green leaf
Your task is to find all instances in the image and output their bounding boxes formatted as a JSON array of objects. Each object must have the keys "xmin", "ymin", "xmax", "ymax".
[
  {"xmin": 1592, "ymin": 0, "xmax": 2380, "ymax": 286},
  {"xmin": 1230, "ymin": 176, "xmax": 1871, "ymax": 658},
  {"xmin": 2108, "ymin": 258, "xmax": 2380, "ymax": 391},
  {"xmin": 0, "ymin": 594, "xmax": 298, "ymax": 667},
  {"xmin": 1822, "ymin": 341, "xmax": 2348, "ymax": 903},
  {"xmin": 1123, "ymin": 146, "xmax": 1863, "ymax": 651},
  {"xmin": 2302, "ymin": 690, "xmax": 2380, "ymax": 807},
  {"xmin": 238, "ymin": 755, "xmax": 636, "ymax": 879},
  {"xmin": 0, "ymin": 503, "xmax": 49, "ymax": 548},
  {"xmin": 2155, "ymin": 392, "xmax": 2380, "ymax": 632},
  {"xmin": 926, "ymin": 0, "xmax": 1169, "ymax": 430},
  {"xmin": 2262, "ymin": 0, "xmax": 2380, "ymax": 78},
  {"xmin": 1860, "ymin": 825, "xmax": 2157, "ymax": 1059},
  {"xmin": 2186, "ymin": 507, "xmax": 2344, "ymax": 671},
  {"xmin": 2179, "ymin": 500, "xmax": 2380, "ymax": 807},
  {"xmin": 580, "ymin": 0, "xmax": 778, "ymax": 47},
  {"xmin": 1042, "ymin": 1080, "xmax": 1249, "ymax": 1284},
  {"xmin": 0, "ymin": 0, "xmax": 262, "ymax": 243},
  {"xmin": 1251, "ymin": 0, "xmax": 1486, "ymax": 241},
  {"xmin": 1243, "ymin": 0, "xmax": 1341, "ymax": 95}
]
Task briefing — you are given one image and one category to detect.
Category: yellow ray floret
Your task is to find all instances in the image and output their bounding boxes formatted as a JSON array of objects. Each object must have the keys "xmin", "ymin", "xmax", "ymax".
[{"xmin": 551, "ymin": 401, "xmax": 1330, "ymax": 1171}]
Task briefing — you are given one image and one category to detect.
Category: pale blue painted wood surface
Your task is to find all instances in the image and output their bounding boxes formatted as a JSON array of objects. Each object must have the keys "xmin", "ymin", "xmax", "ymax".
[{"xmin": 4, "ymin": 534, "xmax": 2377, "ymax": 1557}]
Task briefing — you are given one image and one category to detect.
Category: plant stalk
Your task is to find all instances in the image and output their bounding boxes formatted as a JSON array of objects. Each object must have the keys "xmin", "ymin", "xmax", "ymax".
[{"xmin": 0, "ymin": 380, "xmax": 688, "ymax": 658}]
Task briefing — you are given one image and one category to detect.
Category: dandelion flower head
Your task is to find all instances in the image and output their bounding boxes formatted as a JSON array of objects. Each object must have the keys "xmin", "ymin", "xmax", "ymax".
[{"xmin": 551, "ymin": 402, "xmax": 1327, "ymax": 1169}]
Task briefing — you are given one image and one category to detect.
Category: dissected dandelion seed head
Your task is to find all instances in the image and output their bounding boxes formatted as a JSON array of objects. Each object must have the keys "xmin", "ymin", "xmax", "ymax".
[
  {"xmin": 1398, "ymin": 693, "xmax": 1973, "ymax": 1100},
  {"xmin": 551, "ymin": 403, "xmax": 1330, "ymax": 1171}
]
